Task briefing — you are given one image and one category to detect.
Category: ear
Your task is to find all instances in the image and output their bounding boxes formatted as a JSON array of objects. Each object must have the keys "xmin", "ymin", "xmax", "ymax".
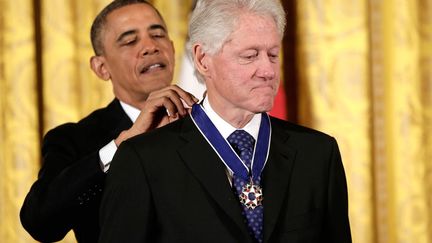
[
  {"xmin": 192, "ymin": 44, "xmax": 209, "ymax": 77},
  {"xmin": 90, "ymin": 55, "xmax": 111, "ymax": 81}
]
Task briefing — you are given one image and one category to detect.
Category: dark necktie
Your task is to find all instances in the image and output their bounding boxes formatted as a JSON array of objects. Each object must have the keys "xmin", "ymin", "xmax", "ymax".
[{"xmin": 227, "ymin": 130, "xmax": 263, "ymax": 243}]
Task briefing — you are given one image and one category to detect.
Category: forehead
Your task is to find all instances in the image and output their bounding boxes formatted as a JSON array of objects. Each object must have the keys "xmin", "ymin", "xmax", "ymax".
[
  {"xmin": 104, "ymin": 3, "xmax": 166, "ymax": 34},
  {"xmin": 224, "ymin": 13, "xmax": 280, "ymax": 50}
]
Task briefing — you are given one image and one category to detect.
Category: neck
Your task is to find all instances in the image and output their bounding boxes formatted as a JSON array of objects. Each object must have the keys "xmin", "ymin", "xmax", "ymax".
[
  {"xmin": 115, "ymin": 92, "xmax": 148, "ymax": 111},
  {"xmin": 207, "ymin": 96, "xmax": 255, "ymax": 129}
]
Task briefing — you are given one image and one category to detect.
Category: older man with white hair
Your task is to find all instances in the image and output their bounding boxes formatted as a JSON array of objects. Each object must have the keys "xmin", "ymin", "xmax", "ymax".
[{"xmin": 98, "ymin": 0, "xmax": 352, "ymax": 242}]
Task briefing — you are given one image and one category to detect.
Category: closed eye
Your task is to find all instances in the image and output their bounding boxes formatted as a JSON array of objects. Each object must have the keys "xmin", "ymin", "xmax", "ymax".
[
  {"xmin": 149, "ymin": 25, "xmax": 167, "ymax": 39},
  {"xmin": 269, "ymin": 53, "xmax": 279, "ymax": 62},
  {"xmin": 238, "ymin": 49, "xmax": 259, "ymax": 64},
  {"xmin": 151, "ymin": 33, "xmax": 166, "ymax": 39},
  {"xmin": 123, "ymin": 39, "xmax": 137, "ymax": 46},
  {"xmin": 242, "ymin": 53, "xmax": 258, "ymax": 60},
  {"xmin": 116, "ymin": 29, "xmax": 138, "ymax": 46}
]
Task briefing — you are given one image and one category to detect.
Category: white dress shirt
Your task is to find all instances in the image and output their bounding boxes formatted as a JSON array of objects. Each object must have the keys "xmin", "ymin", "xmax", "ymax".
[
  {"xmin": 202, "ymin": 97, "xmax": 261, "ymax": 184},
  {"xmin": 99, "ymin": 101, "xmax": 140, "ymax": 172}
]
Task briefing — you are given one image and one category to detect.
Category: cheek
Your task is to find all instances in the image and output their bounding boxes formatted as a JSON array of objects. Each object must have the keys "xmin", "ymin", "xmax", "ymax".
[
  {"xmin": 274, "ymin": 77, "xmax": 281, "ymax": 91},
  {"xmin": 109, "ymin": 55, "xmax": 134, "ymax": 72},
  {"xmin": 221, "ymin": 73, "xmax": 250, "ymax": 94},
  {"xmin": 225, "ymin": 67, "xmax": 254, "ymax": 83}
]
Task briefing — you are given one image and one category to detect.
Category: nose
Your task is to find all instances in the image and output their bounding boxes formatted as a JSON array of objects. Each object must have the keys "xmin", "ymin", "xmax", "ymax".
[
  {"xmin": 139, "ymin": 38, "xmax": 159, "ymax": 56},
  {"xmin": 256, "ymin": 56, "xmax": 276, "ymax": 80}
]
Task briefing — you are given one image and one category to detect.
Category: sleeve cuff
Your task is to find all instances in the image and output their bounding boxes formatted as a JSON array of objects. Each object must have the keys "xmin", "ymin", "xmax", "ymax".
[{"xmin": 99, "ymin": 140, "xmax": 118, "ymax": 173}]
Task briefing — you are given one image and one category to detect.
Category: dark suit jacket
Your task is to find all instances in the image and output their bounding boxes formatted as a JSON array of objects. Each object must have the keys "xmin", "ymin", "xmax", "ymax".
[
  {"xmin": 20, "ymin": 99, "xmax": 132, "ymax": 243},
  {"xmin": 99, "ymin": 115, "xmax": 351, "ymax": 243}
]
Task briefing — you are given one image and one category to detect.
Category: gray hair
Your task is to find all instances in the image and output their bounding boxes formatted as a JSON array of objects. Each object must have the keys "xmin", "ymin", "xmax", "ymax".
[{"xmin": 186, "ymin": 0, "xmax": 286, "ymax": 83}]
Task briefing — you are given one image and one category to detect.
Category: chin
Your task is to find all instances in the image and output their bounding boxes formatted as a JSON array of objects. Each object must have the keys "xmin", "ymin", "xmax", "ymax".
[
  {"xmin": 255, "ymin": 96, "xmax": 275, "ymax": 111},
  {"xmin": 251, "ymin": 101, "xmax": 274, "ymax": 113},
  {"xmin": 145, "ymin": 81, "xmax": 170, "ymax": 93}
]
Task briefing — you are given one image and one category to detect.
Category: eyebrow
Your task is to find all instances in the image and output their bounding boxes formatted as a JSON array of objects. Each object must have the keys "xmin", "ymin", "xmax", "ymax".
[
  {"xmin": 116, "ymin": 30, "xmax": 137, "ymax": 43},
  {"xmin": 116, "ymin": 24, "xmax": 167, "ymax": 43},
  {"xmin": 148, "ymin": 24, "xmax": 166, "ymax": 33}
]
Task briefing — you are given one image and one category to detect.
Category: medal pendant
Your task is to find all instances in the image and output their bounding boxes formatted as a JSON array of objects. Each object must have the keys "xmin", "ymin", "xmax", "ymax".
[{"xmin": 239, "ymin": 181, "xmax": 263, "ymax": 210}]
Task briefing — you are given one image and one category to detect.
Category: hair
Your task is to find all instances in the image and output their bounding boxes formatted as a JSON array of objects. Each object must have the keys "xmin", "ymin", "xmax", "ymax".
[
  {"xmin": 186, "ymin": 0, "xmax": 286, "ymax": 83},
  {"xmin": 90, "ymin": 0, "xmax": 165, "ymax": 56}
]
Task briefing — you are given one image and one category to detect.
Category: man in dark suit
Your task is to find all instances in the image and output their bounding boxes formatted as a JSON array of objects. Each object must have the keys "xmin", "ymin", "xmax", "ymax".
[
  {"xmin": 99, "ymin": 0, "xmax": 352, "ymax": 242},
  {"xmin": 20, "ymin": 0, "xmax": 197, "ymax": 242}
]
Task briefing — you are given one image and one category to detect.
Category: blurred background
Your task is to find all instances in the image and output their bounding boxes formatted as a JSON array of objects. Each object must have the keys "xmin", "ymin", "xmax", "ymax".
[{"xmin": 0, "ymin": 0, "xmax": 431, "ymax": 242}]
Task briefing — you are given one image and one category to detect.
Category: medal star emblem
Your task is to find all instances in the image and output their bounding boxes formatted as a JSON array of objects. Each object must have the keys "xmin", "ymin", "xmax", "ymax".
[{"xmin": 239, "ymin": 183, "xmax": 263, "ymax": 210}]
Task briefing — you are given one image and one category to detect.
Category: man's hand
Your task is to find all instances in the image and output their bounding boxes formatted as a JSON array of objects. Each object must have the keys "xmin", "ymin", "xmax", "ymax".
[{"xmin": 115, "ymin": 85, "xmax": 199, "ymax": 146}]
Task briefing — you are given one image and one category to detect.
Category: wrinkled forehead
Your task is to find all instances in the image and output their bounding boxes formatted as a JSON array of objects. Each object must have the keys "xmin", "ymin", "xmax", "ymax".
[
  {"xmin": 236, "ymin": 12, "xmax": 279, "ymax": 36},
  {"xmin": 222, "ymin": 13, "xmax": 280, "ymax": 48}
]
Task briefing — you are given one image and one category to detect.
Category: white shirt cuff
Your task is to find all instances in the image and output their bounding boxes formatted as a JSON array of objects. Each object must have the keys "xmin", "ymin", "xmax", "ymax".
[{"xmin": 99, "ymin": 140, "xmax": 118, "ymax": 173}]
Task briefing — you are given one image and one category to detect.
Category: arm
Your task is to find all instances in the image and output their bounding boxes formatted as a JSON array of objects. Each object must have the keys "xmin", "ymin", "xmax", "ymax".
[
  {"xmin": 101, "ymin": 85, "xmax": 199, "ymax": 172},
  {"xmin": 323, "ymin": 138, "xmax": 352, "ymax": 242},
  {"xmin": 20, "ymin": 125, "xmax": 106, "ymax": 242},
  {"xmin": 20, "ymin": 86, "xmax": 197, "ymax": 242},
  {"xmin": 115, "ymin": 85, "xmax": 199, "ymax": 146},
  {"xmin": 98, "ymin": 141, "xmax": 154, "ymax": 243}
]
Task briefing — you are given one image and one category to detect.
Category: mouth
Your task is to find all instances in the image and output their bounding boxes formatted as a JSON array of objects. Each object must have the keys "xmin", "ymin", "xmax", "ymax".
[
  {"xmin": 140, "ymin": 63, "xmax": 166, "ymax": 74},
  {"xmin": 254, "ymin": 85, "xmax": 275, "ymax": 91}
]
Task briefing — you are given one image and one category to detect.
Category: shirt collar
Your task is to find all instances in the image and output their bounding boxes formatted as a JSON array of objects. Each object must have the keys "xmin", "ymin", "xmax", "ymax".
[
  {"xmin": 202, "ymin": 97, "xmax": 261, "ymax": 140},
  {"xmin": 119, "ymin": 101, "xmax": 140, "ymax": 123}
]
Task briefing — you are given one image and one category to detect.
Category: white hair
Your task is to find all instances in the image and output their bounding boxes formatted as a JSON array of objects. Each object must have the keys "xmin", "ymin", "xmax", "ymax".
[{"xmin": 186, "ymin": 0, "xmax": 286, "ymax": 83}]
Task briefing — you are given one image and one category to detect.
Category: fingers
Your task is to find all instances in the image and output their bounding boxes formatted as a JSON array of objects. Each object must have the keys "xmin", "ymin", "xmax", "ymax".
[
  {"xmin": 169, "ymin": 85, "xmax": 199, "ymax": 107},
  {"xmin": 130, "ymin": 85, "xmax": 199, "ymax": 134},
  {"xmin": 146, "ymin": 85, "xmax": 198, "ymax": 117}
]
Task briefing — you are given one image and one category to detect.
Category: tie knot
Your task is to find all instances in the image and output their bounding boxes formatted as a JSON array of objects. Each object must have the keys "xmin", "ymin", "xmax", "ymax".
[{"xmin": 227, "ymin": 130, "xmax": 255, "ymax": 153}]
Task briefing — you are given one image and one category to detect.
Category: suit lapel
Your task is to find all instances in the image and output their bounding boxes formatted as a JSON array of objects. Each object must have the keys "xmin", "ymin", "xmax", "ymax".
[
  {"xmin": 105, "ymin": 99, "xmax": 133, "ymax": 139},
  {"xmin": 177, "ymin": 117, "xmax": 253, "ymax": 240},
  {"xmin": 262, "ymin": 120, "xmax": 297, "ymax": 242}
]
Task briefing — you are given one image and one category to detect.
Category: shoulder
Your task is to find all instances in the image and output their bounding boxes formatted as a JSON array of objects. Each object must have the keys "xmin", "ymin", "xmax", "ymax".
[
  {"xmin": 270, "ymin": 116, "xmax": 332, "ymax": 137},
  {"xmin": 44, "ymin": 99, "xmax": 124, "ymax": 143},
  {"xmin": 269, "ymin": 117, "xmax": 343, "ymax": 175},
  {"xmin": 127, "ymin": 115, "xmax": 189, "ymax": 147},
  {"xmin": 123, "ymin": 116, "xmax": 198, "ymax": 157},
  {"xmin": 269, "ymin": 116, "xmax": 337, "ymax": 148}
]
